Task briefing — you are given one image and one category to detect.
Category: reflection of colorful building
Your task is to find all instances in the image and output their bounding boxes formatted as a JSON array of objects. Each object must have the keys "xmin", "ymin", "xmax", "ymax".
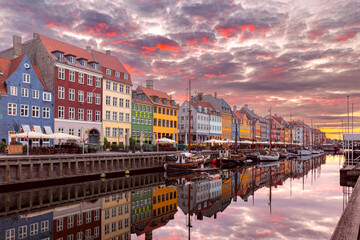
[
  {"xmin": 53, "ymin": 200, "xmax": 101, "ymax": 240},
  {"xmin": 152, "ymin": 186, "xmax": 177, "ymax": 218},
  {"xmin": 101, "ymin": 193, "xmax": 131, "ymax": 240},
  {"xmin": 0, "ymin": 211, "xmax": 53, "ymax": 240},
  {"xmin": 131, "ymin": 187, "xmax": 152, "ymax": 229}
]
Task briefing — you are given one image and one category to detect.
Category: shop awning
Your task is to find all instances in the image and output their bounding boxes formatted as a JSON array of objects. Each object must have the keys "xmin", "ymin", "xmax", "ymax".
[
  {"xmin": 33, "ymin": 125, "xmax": 42, "ymax": 133},
  {"xmin": 21, "ymin": 125, "xmax": 31, "ymax": 133},
  {"xmin": 44, "ymin": 126, "xmax": 53, "ymax": 134}
]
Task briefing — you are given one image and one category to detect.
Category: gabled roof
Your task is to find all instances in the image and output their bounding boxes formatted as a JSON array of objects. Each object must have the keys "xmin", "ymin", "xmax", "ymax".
[
  {"xmin": 38, "ymin": 34, "xmax": 102, "ymax": 73},
  {"xmin": 0, "ymin": 57, "xmax": 11, "ymax": 94},
  {"xmin": 33, "ymin": 65, "xmax": 47, "ymax": 90},
  {"xmin": 91, "ymin": 49, "xmax": 131, "ymax": 85},
  {"xmin": 138, "ymin": 86, "xmax": 178, "ymax": 108},
  {"xmin": 132, "ymin": 89, "xmax": 152, "ymax": 105},
  {"xmin": 215, "ymin": 97, "xmax": 231, "ymax": 110},
  {"xmin": 233, "ymin": 111, "xmax": 244, "ymax": 120}
]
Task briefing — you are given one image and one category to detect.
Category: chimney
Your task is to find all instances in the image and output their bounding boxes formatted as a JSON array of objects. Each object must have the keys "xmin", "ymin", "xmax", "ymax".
[
  {"xmin": 105, "ymin": 50, "xmax": 111, "ymax": 56},
  {"xmin": 33, "ymin": 33, "xmax": 39, "ymax": 39},
  {"xmin": 244, "ymin": 104, "xmax": 248, "ymax": 108},
  {"xmin": 233, "ymin": 106, "xmax": 237, "ymax": 112},
  {"xmin": 86, "ymin": 46, "xmax": 91, "ymax": 52},
  {"xmin": 146, "ymin": 80, "xmax": 153, "ymax": 90},
  {"xmin": 13, "ymin": 35, "xmax": 22, "ymax": 59},
  {"xmin": 198, "ymin": 92, "xmax": 203, "ymax": 101},
  {"xmin": 214, "ymin": 92, "xmax": 217, "ymax": 98}
]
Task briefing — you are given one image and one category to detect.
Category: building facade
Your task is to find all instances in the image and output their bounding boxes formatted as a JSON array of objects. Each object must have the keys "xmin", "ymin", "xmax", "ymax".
[
  {"xmin": 131, "ymin": 90, "xmax": 153, "ymax": 144},
  {"xmin": 92, "ymin": 49, "xmax": 132, "ymax": 147},
  {"xmin": 0, "ymin": 54, "xmax": 53, "ymax": 145}
]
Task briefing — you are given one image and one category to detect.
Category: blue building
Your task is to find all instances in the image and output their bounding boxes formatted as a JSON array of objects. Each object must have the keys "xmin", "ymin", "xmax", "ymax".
[
  {"xmin": 0, "ymin": 211, "xmax": 53, "ymax": 240},
  {"xmin": 0, "ymin": 54, "xmax": 54, "ymax": 146}
]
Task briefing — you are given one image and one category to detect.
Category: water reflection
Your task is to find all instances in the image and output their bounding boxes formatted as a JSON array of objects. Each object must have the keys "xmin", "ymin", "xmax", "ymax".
[{"xmin": 0, "ymin": 154, "xmax": 344, "ymax": 240}]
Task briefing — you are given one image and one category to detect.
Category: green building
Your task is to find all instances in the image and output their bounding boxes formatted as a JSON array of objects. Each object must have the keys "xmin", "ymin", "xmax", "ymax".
[
  {"xmin": 131, "ymin": 187, "xmax": 153, "ymax": 233},
  {"xmin": 131, "ymin": 90, "xmax": 153, "ymax": 144}
]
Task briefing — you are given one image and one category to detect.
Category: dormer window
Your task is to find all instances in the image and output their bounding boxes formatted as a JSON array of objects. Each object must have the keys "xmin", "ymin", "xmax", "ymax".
[
  {"xmin": 93, "ymin": 63, "xmax": 98, "ymax": 70},
  {"xmin": 162, "ymin": 99, "xmax": 167, "ymax": 105},
  {"xmin": 69, "ymin": 56, "xmax": 75, "ymax": 64},
  {"xmin": 106, "ymin": 69, "xmax": 111, "ymax": 75},
  {"xmin": 58, "ymin": 53, "xmax": 64, "ymax": 63},
  {"xmin": 124, "ymin": 74, "xmax": 128, "ymax": 80},
  {"xmin": 81, "ymin": 60, "xmax": 87, "ymax": 67},
  {"xmin": 115, "ymin": 71, "xmax": 120, "ymax": 78}
]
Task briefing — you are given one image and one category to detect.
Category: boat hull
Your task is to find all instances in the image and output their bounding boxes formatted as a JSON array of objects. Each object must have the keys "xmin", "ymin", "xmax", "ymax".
[
  {"xmin": 165, "ymin": 159, "xmax": 204, "ymax": 171},
  {"xmin": 297, "ymin": 150, "xmax": 311, "ymax": 156},
  {"xmin": 259, "ymin": 154, "xmax": 280, "ymax": 161}
]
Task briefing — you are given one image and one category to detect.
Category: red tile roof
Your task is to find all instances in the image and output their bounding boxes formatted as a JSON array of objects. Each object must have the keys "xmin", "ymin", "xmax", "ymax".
[
  {"xmin": 132, "ymin": 90, "xmax": 152, "ymax": 105},
  {"xmin": 91, "ymin": 50, "xmax": 131, "ymax": 84},
  {"xmin": 8, "ymin": 55, "xmax": 25, "ymax": 78},
  {"xmin": 0, "ymin": 57, "xmax": 11, "ymax": 94},
  {"xmin": 138, "ymin": 86, "xmax": 178, "ymax": 108},
  {"xmin": 233, "ymin": 112, "xmax": 243, "ymax": 119},
  {"xmin": 38, "ymin": 34, "xmax": 102, "ymax": 73}
]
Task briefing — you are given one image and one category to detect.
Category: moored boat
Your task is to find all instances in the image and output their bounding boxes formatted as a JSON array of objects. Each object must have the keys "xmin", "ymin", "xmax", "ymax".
[
  {"xmin": 297, "ymin": 149, "xmax": 311, "ymax": 156},
  {"xmin": 258, "ymin": 152, "xmax": 280, "ymax": 161},
  {"xmin": 164, "ymin": 152, "xmax": 210, "ymax": 171}
]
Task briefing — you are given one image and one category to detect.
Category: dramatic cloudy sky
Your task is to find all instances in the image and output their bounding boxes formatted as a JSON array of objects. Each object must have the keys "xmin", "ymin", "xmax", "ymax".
[{"xmin": 1, "ymin": 0, "xmax": 360, "ymax": 139}]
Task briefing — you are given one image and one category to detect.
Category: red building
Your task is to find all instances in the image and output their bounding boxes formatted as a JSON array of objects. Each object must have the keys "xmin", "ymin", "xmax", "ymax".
[{"xmin": 53, "ymin": 201, "xmax": 101, "ymax": 240}]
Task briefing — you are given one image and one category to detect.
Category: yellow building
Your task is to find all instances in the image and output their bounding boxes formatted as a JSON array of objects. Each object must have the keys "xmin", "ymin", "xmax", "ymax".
[
  {"xmin": 234, "ymin": 112, "xmax": 251, "ymax": 140},
  {"xmin": 101, "ymin": 192, "xmax": 131, "ymax": 240},
  {"xmin": 222, "ymin": 112, "xmax": 233, "ymax": 140},
  {"xmin": 285, "ymin": 126, "xmax": 291, "ymax": 143},
  {"xmin": 92, "ymin": 50, "xmax": 132, "ymax": 147},
  {"xmin": 152, "ymin": 186, "xmax": 177, "ymax": 218},
  {"xmin": 137, "ymin": 82, "xmax": 178, "ymax": 140}
]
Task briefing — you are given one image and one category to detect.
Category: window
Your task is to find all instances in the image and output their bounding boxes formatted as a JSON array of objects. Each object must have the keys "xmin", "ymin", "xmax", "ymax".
[
  {"xmin": 106, "ymin": 81, "xmax": 111, "ymax": 90},
  {"xmin": 112, "ymin": 128, "xmax": 117, "ymax": 137},
  {"xmin": 118, "ymin": 205, "xmax": 123, "ymax": 215},
  {"xmin": 87, "ymin": 110, "xmax": 92, "ymax": 121},
  {"xmin": 106, "ymin": 68, "xmax": 111, "ymax": 75},
  {"xmin": 124, "ymin": 218, "xmax": 129, "ymax": 228},
  {"xmin": 113, "ymin": 97, "xmax": 118, "ymax": 106},
  {"xmin": 68, "ymin": 215, "xmax": 74, "ymax": 228},
  {"xmin": 112, "ymin": 112, "xmax": 117, "ymax": 121},
  {"xmin": 69, "ymin": 70, "xmax": 75, "ymax": 82},
  {"xmin": 58, "ymin": 87, "xmax": 65, "ymax": 99},
  {"xmin": 115, "ymin": 71, "xmax": 120, "ymax": 78},
  {"xmin": 119, "ymin": 112, "xmax": 124, "ymax": 122},
  {"xmin": 58, "ymin": 106, "xmax": 64, "ymax": 119},
  {"xmin": 86, "ymin": 211, "xmax": 91, "ymax": 223},
  {"xmin": 18, "ymin": 225, "xmax": 27, "ymax": 239},
  {"xmin": 43, "ymin": 92, "xmax": 51, "ymax": 101},
  {"xmin": 132, "ymin": 116, "xmax": 136, "ymax": 123},
  {"xmin": 81, "ymin": 60, "xmax": 87, "ymax": 67},
  {"xmin": 69, "ymin": 107, "xmax": 75, "ymax": 119},
  {"xmin": 95, "ymin": 94, "xmax": 101, "ymax": 105},
  {"xmin": 105, "ymin": 127, "xmax": 110, "ymax": 137},
  {"xmin": 125, "ymin": 113, "xmax": 130, "ymax": 122},
  {"xmin": 78, "ymin": 109, "xmax": 84, "ymax": 120},
  {"xmin": 95, "ymin": 77, "xmax": 101, "ymax": 88},
  {"xmin": 125, "ymin": 204, "xmax": 129, "ymax": 213},
  {"xmin": 77, "ymin": 213, "xmax": 83, "ymax": 225},
  {"xmin": 30, "ymin": 223, "xmax": 38, "ymax": 236},
  {"xmin": 113, "ymin": 82, "xmax": 117, "ymax": 91},
  {"xmin": 126, "ymin": 86, "xmax": 130, "ymax": 94},
  {"xmin": 106, "ymin": 96, "xmax": 111, "ymax": 105},
  {"xmin": 58, "ymin": 127, "xmax": 64, "ymax": 133},
  {"xmin": 118, "ymin": 220, "xmax": 123, "ymax": 230},
  {"xmin": 94, "ymin": 226, "xmax": 99, "ymax": 238},
  {"xmin": 23, "ymin": 73, "xmax": 30, "ymax": 83},
  {"xmin": 78, "ymin": 90, "xmax": 84, "ymax": 102},
  {"xmin": 76, "ymin": 232, "xmax": 82, "ymax": 240},
  {"xmin": 119, "ymin": 98, "xmax": 124, "ymax": 107},
  {"xmin": 78, "ymin": 73, "xmax": 84, "ymax": 84},
  {"xmin": 41, "ymin": 220, "xmax": 49, "ymax": 233},
  {"xmin": 112, "ymin": 222, "xmax": 116, "ymax": 232},
  {"xmin": 95, "ymin": 111, "xmax": 100, "ymax": 122},
  {"xmin": 67, "ymin": 235, "xmax": 74, "ymax": 240},
  {"xmin": 119, "ymin": 84, "xmax": 124, "ymax": 93},
  {"xmin": 69, "ymin": 89, "xmax": 75, "ymax": 101},
  {"xmin": 10, "ymin": 86, "xmax": 17, "ymax": 96},
  {"xmin": 154, "ymin": 118, "xmax": 157, "ymax": 126},
  {"xmin": 94, "ymin": 209, "xmax": 99, "ymax": 221},
  {"xmin": 58, "ymin": 53, "xmax": 64, "ymax": 62},
  {"xmin": 20, "ymin": 104, "xmax": 29, "ymax": 117},
  {"xmin": 69, "ymin": 56, "xmax": 75, "ymax": 64},
  {"xmin": 87, "ymin": 75, "xmax": 93, "ymax": 86},
  {"xmin": 87, "ymin": 92, "xmax": 92, "ymax": 104},
  {"xmin": 112, "ymin": 207, "xmax": 116, "ymax": 217},
  {"xmin": 105, "ymin": 224, "xmax": 109, "ymax": 234},
  {"xmin": 32, "ymin": 106, "xmax": 40, "ymax": 118},
  {"xmin": 58, "ymin": 68, "xmax": 65, "ymax": 80},
  {"xmin": 85, "ymin": 229, "xmax": 91, "ymax": 239},
  {"xmin": 125, "ymin": 99, "xmax": 130, "ymax": 108},
  {"xmin": 106, "ymin": 111, "xmax": 110, "ymax": 120},
  {"xmin": 32, "ymin": 90, "xmax": 39, "ymax": 99},
  {"xmin": 105, "ymin": 209, "xmax": 110, "ymax": 219},
  {"xmin": 57, "ymin": 218, "xmax": 63, "ymax": 231},
  {"xmin": 6, "ymin": 228, "xmax": 15, "ymax": 240},
  {"xmin": 21, "ymin": 88, "xmax": 29, "ymax": 97},
  {"xmin": 158, "ymin": 119, "xmax": 161, "ymax": 127},
  {"xmin": 124, "ymin": 73, "xmax": 128, "ymax": 80}
]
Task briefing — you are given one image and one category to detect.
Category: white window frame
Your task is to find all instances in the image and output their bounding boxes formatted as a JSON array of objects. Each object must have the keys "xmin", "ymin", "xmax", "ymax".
[
  {"xmin": 106, "ymin": 80, "xmax": 111, "ymax": 90},
  {"xmin": 106, "ymin": 96, "xmax": 111, "ymax": 105},
  {"xmin": 95, "ymin": 111, "xmax": 100, "ymax": 122},
  {"xmin": 68, "ymin": 215, "xmax": 74, "ymax": 228},
  {"xmin": 21, "ymin": 88, "xmax": 29, "ymax": 97},
  {"xmin": 95, "ymin": 77, "xmax": 101, "ymax": 88},
  {"xmin": 87, "ymin": 110, "xmax": 92, "ymax": 121},
  {"xmin": 58, "ymin": 68, "xmax": 65, "ymax": 80},
  {"xmin": 78, "ymin": 90, "xmax": 84, "ymax": 103},
  {"xmin": 30, "ymin": 223, "xmax": 38, "ymax": 236},
  {"xmin": 32, "ymin": 90, "xmax": 39, "ymax": 99},
  {"xmin": 43, "ymin": 92, "xmax": 51, "ymax": 101},
  {"xmin": 43, "ymin": 107, "xmax": 50, "ymax": 119},
  {"xmin": 113, "ymin": 97, "xmax": 118, "ymax": 106},
  {"xmin": 124, "ymin": 73, "xmax": 128, "ymax": 80},
  {"xmin": 78, "ymin": 109, "xmax": 84, "ymax": 120},
  {"xmin": 23, "ymin": 73, "xmax": 30, "ymax": 83},
  {"xmin": 58, "ymin": 86, "xmax": 65, "ymax": 99},
  {"xmin": 20, "ymin": 104, "xmax": 29, "ymax": 117},
  {"xmin": 77, "ymin": 213, "xmax": 83, "ymax": 226},
  {"xmin": 78, "ymin": 73, "xmax": 84, "ymax": 84},
  {"xmin": 69, "ymin": 88, "xmax": 75, "ymax": 101},
  {"xmin": 86, "ymin": 211, "xmax": 91, "ymax": 223},
  {"xmin": 119, "ymin": 98, "xmax": 124, "ymax": 107},
  {"xmin": 105, "ymin": 127, "xmax": 110, "ymax": 137},
  {"xmin": 10, "ymin": 86, "xmax": 17, "ymax": 96},
  {"xmin": 115, "ymin": 71, "xmax": 120, "ymax": 78},
  {"xmin": 87, "ymin": 92, "xmax": 92, "ymax": 104},
  {"xmin": 95, "ymin": 94, "xmax": 101, "ymax": 105},
  {"xmin": 69, "ymin": 107, "xmax": 75, "ymax": 120},
  {"xmin": 106, "ymin": 68, "xmax": 111, "ymax": 75},
  {"xmin": 58, "ymin": 106, "xmax": 65, "ymax": 119},
  {"xmin": 18, "ymin": 225, "xmax": 27, "ymax": 239},
  {"xmin": 119, "ymin": 84, "xmax": 124, "ymax": 93},
  {"xmin": 41, "ymin": 220, "xmax": 49, "ymax": 233},
  {"xmin": 126, "ymin": 86, "xmax": 130, "ymax": 94},
  {"xmin": 32, "ymin": 105, "xmax": 40, "ymax": 118},
  {"xmin": 8, "ymin": 103, "xmax": 17, "ymax": 116},
  {"xmin": 125, "ymin": 99, "xmax": 130, "ymax": 108},
  {"xmin": 105, "ymin": 111, "xmax": 110, "ymax": 120},
  {"xmin": 112, "ymin": 112, "xmax": 117, "ymax": 121},
  {"xmin": 87, "ymin": 75, "xmax": 93, "ymax": 86},
  {"xmin": 5, "ymin": 228, "xmax": 15, "ymax": 240},
  {"xmin": 69, "ymin": 70, "xmax": 75, "ymax": 82}
]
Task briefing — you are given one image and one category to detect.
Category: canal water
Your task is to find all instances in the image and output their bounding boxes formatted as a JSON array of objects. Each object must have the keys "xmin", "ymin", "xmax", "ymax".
[{"xmin": 0, "ymin": 154, "xmax": 347, "ymax": 240}]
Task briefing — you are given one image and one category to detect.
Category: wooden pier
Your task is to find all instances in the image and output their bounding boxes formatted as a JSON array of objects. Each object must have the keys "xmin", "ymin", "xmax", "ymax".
[{"xmin": 0, "ymin": 151, "xmax": 218, "ymax": 185}]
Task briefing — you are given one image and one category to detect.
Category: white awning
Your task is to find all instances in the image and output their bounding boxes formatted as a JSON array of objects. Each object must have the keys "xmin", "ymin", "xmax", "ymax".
[
  {"xmin": 44, "ymin": 126, "xmax": 53, "ymax": 134},
  {"xmin": 33, "ymin": 125, "xmax": 42, "ymax": 133},
  {"xmin": 22, "ymin": 125, "xmax": 31, "ymax": 133}
]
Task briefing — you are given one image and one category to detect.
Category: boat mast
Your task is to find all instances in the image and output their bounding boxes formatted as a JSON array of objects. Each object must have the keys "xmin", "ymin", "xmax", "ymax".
[
  {"xmin": 270, "ymin": 107, "xmax": 272, "ymax": 151},
  {"xmin": 188, "ymin": 79, "xmax": 191, "ymax": 153},
  {"xmin": 187, "ymin": 183, "xmax": 191, "ymax": 240}
]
